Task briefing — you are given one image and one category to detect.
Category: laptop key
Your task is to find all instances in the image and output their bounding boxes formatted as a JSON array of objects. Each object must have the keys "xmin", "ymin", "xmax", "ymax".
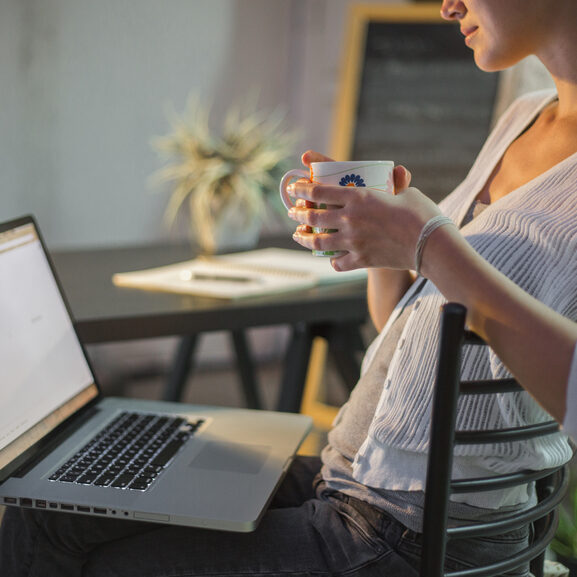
[
  {"xmin": 93, "ymin": 474, "xmax": 116, "ymax": 487},
  {"xmin": 59, "ymin": 473, "xmax": 79, "ymax": 483},
  {"xmin": 129, "ymin": 476, "xmax": 154, "ymax": 490},
  {"xmin": 111, "ymin": 473, "xmax": 134, "ymax": 488},
  {"xmin": 150, "ymin": 438, "xmax": 188, "ymax": 468},
  {"xmin": 77, "ymin": 472, "xmax": 99, "ymax": 484}
]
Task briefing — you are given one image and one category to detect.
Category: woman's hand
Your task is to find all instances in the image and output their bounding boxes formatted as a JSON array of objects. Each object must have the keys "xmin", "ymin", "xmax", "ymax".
[
  {"xmin": 288, "ymin": 152, "xmax": 441, "ymax": 272},
  {"xmin": 301, "ymin": 150, "xmax": 334, "ymax": 165}
]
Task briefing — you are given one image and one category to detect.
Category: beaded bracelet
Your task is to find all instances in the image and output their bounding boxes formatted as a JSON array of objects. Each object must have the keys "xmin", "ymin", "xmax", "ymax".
[{"xmin": 414, "ymin": 215, "xmax": 455, "ymax": 277}]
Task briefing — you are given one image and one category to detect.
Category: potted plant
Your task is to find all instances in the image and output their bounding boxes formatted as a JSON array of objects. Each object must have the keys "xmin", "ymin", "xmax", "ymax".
[{"xmin": 151, "ymin": 95, "xmax": 297, "ymax": 254}]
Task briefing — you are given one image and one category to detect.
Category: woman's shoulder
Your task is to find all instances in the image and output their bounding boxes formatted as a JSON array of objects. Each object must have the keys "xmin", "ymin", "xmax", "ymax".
[{"xmin": 497, "ymin": 88, "xmax": 558, "ymax": 124}]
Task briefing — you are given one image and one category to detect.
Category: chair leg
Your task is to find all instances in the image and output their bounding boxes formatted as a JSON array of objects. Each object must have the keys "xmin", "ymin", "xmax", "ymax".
[{"xmin": 529, "ymin": 551, "xmax": 544, "ymax": 577}]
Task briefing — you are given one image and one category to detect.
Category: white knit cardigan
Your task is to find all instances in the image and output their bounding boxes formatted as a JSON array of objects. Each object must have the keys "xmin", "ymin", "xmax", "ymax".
[{"xmin": 353, "ymin": 90, "xmax": 576, "ymax": 499}]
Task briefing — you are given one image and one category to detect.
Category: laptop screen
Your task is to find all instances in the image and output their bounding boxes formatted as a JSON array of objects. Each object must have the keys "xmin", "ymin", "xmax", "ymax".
[{"xmin": 0, "ymin": 220, "xmax": 98, "ymax": 472}]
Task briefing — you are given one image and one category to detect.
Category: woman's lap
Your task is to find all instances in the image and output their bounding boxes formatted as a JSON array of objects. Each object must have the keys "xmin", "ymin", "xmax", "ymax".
[
  {"xmin": 0, "ymin": 455, "xmax": 527, "ymax": 577},
  {"xmin": 0, "ymin": 456, "xmax": 414, "ymax": 577},
  {"xmin": 84, "ymin": 493, "xmax": 417, "ymax": 577}
]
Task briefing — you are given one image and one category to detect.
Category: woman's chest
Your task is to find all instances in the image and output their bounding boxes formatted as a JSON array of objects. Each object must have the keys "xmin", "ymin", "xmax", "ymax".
[{"xmin": 477, "ymin": 121, "xmax": 577, "ymax": 204}]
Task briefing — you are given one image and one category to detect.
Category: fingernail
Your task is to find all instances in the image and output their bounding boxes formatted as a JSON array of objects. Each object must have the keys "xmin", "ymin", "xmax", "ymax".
[{"xmin": 287, "ymin": 183, "xmax": 295, "ymax": 195}]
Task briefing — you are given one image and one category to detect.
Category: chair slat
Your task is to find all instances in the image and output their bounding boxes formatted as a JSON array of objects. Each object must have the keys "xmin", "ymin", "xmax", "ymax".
[
  {"xmin": 459, "ymin": 378, "xmax": 521, "ymax": 394},
  {"xmin": 454, "ymin": 421, "xmax": 560, "ymax": 444},
  {"xmin": 448, "ymin": 467, "xmax": 567, "ymax": 538},
  {"xmin": 449, "ymin": 466, "xmax": 562, "ymax": 493},
  {"xmin": 444, "ymin": 510, "xmax": 558, "ymax": 577}
]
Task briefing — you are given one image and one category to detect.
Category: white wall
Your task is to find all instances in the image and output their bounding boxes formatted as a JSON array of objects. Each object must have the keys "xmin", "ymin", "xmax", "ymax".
[
  {"xmin": 0, "ymin": 0, "xmax": 295, "ymax": 248},
  {"xmin": 0, "ymin": 0, "xmax": 27, "ymax": 219}
]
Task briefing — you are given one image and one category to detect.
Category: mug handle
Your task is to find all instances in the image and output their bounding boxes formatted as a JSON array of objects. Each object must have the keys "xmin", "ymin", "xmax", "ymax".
[{"xmin": 279, "ymin": 168, "xmax": 309, "ymax": 210}]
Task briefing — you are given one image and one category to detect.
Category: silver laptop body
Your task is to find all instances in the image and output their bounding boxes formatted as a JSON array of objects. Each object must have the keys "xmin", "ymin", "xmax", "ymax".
[{"xmin": 0, "ymin": 216, "xmax": 311, "ymax": 531}]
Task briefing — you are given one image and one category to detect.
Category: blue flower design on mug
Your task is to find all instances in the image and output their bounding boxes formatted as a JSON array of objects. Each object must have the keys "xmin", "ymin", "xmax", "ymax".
[{"xmin": 339, "ymin": 173, "xmax": 366, "ymax": 187}]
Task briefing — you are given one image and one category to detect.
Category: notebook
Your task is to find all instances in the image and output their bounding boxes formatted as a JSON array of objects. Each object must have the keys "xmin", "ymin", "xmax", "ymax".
[
  {"xmin": 0, "ymin": 215, "xmax": 311, "ymax": 531},
  {"xmin": 112, "ymin": 247, "xmax": 368, "ymax": 299}
]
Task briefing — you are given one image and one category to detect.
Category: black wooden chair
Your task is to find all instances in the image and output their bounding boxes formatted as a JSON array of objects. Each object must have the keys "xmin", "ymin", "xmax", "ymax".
[{"xmin": 421, "ymin": 302, "xmax": 569, "ymax": 577}]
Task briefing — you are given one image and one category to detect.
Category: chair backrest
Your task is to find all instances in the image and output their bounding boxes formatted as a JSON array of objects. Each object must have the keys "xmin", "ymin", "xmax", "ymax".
[{"xmin": 420, "ymin": 302, "xmax": 569, "ymax": 577}]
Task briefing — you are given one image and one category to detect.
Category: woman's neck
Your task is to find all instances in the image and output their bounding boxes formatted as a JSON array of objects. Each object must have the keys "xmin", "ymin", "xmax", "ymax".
[{"xmin": 550, "ymin": 80, "xmax": 577, "ymax": 121}]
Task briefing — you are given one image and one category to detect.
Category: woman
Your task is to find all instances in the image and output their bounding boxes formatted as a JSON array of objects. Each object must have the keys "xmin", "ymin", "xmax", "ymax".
[
  {"xmin": 288, "ymin": 0, "xmax": 577, "ymax": 438},
  {"xmin": 2, "ymin": 1, "xmax": 577, "ymax": 575}
]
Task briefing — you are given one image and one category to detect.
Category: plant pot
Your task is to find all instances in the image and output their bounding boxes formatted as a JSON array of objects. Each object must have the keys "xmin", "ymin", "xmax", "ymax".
[{"xmin": 193, "ymin": 201, "xmax": 262, "ymax": 255}]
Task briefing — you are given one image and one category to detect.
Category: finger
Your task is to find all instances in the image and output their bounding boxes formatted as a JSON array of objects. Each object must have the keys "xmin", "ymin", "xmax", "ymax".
[
  {"xmin": 301, "ymin": 150, "xmax": 334, "ymax": 167},
  {"xmin": 329, "ymin": 252, "xmax": 362, "ymax": 273},
  {"xmin": 289, "ymin": 181, "xmax": 352, "ymax": 206},
  {"xmin": 292, "ymin": 228, "xmax": 343, "ymax": 253},
  {"xmin": 291, "ymin": 226, "xmax": 315, "ymax": 249},
  {"xmin": 288, "ymin": 205, "xmax": 343, "ymax": 231},
  {"xmin": 295, "ymin": 198, "xmax": 315, "ymax": 209},
  {"xmin": 393, "ymin": 165, "xmax": 412, "ymax": 195}
]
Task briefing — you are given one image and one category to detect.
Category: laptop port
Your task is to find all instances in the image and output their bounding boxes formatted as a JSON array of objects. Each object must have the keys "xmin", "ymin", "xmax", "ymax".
[
  {"xmin": 20, "ymin": 498, "xmax": 32, "ymax": 507},
  {"xmin": 77, "ymin": 506, "xmax": 90, "ymax": 513},
  {"xmin": 49, "ymin": 502, "xmax": 58, "ymax": 509},
  {"xmin": 3, "ymin": 497, "xmax": 17, "ymax": 504},
  {"xmin": 60, "ymin": 503, "xmax": 74, "ymax": 511},
  {"xmin": 35, "ymin": 500, "xmax": 47, "ymax": 508},
  {"xmin": 93, "ymin": 507, "xmax": 107, "ymax": 515}
]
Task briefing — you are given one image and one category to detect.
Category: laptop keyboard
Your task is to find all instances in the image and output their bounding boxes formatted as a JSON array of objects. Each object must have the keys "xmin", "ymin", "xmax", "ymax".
[{"xmin": 49, "ymin": 411, "xmax": 203, "ymax": 491}]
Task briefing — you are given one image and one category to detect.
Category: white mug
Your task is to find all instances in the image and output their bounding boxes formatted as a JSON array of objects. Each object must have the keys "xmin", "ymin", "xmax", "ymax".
[{"xmin": 279, "ymin": 160, "xmax": 395, "ymax": 256}]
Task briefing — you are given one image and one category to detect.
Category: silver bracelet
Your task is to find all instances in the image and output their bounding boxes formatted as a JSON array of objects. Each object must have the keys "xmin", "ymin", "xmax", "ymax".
[{"xmin": 414, "ymin": 215, "xmax": 455, "ymax": 277}]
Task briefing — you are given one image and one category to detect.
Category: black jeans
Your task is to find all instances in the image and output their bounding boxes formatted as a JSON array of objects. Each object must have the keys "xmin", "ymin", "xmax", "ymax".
[{"xmin": 0, "ymin": 456, "xmax": 528, "ymax": 577}]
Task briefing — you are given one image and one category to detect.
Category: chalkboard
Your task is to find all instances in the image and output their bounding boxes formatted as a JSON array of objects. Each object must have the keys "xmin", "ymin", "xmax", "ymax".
[{"xmin": 331, "ymin": 4, "xmax": 499, "ymax": 203}]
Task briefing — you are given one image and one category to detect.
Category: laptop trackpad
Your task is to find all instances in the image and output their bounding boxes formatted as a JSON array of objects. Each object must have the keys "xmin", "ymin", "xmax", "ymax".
[{"xmin": 189, "ymin": 442, "xmax": 270, "ymax": 475}]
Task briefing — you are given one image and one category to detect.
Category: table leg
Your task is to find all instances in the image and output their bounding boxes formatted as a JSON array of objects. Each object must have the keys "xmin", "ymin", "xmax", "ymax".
[
  {"xmin": 230, "ymin": 330, "xmax": 262, "ymax": 410},
  {"xmin": 274, "ymin": 320, "xmax": 365, "ymax": 414},
  {"xmin": 162, "ymin": 321, "xmax": 364, "ymax": 410},
  {"xmin": 163, "ymin": 334, "xmax": 198, "ymax": 402},
  {"xmin": 325, "ymin": 322, "xmax": 364, "ymax": 392},
  {"xmin": 275, "ymin": 322, "xmax": 314, "ymax": 413}
]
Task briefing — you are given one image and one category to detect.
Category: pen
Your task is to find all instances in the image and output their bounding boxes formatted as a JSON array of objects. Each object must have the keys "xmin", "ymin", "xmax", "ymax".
[{"xmin": 181, "ymin": 271, "xmax": 257, "ymax": 283}]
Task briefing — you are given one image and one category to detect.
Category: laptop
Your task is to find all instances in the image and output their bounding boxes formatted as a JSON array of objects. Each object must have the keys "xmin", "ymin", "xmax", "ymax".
[{"xmin": 0, "ymin": 215, "xmax": 312, "ymax": 531}]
